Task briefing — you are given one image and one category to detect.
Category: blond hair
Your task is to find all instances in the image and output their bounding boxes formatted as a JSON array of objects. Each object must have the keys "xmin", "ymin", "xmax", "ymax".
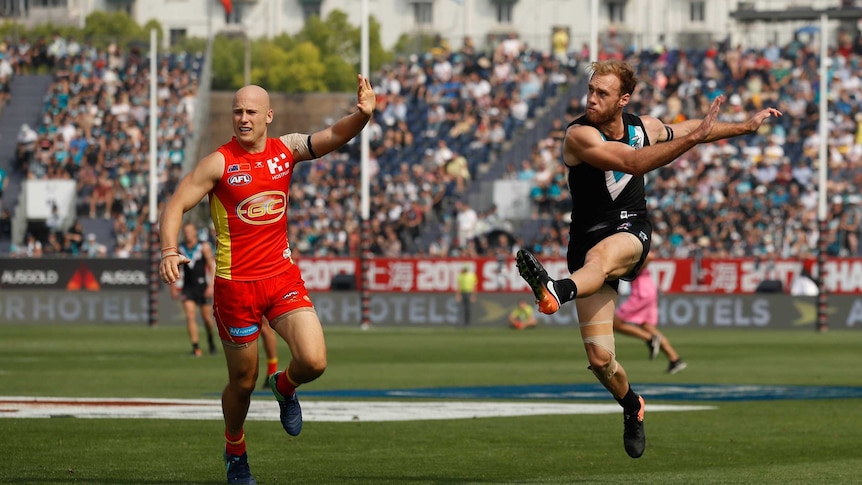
[{"xmin": 590, "ymin": 60, "xmax": 637, "ymax": 96}]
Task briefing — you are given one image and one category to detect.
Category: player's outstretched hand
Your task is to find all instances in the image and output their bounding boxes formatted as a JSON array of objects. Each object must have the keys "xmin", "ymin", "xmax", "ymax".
[
  {"xmin": 747, "ymin": 107, "xmax": 783, "ymax": 132},
  {"xmin": 694, "ymin": 95, "xmax": 724, "ymax": 143},
  {"xmin": 356, "ymin": 74, "xmax": 376, "ymax": 117}
]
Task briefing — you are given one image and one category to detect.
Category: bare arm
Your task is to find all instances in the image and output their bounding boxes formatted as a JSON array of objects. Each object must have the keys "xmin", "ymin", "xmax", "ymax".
[
  {"xmin": 293, "ymin": 74, "xmax": 376, "ymax": 162},
  {"xmin": 658, "ymin": 106, "xmax": 782, "ymax": 143},
  {"xmin": 565, "ymin": 96, "xmax": 724, "ymax": 176},
  {"xmin": 159, "ymin": 151, "xmax": 224, "ymax": 284}
]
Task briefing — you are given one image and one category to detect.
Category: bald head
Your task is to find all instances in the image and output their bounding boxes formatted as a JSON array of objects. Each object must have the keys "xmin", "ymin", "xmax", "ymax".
[
  {"xmin": 233, "ymin": 85, "xmax": 271, "ymax": 111},
  {"xmin": 231, "ymin": 85, "xmax": 274, "ymax": 151}
]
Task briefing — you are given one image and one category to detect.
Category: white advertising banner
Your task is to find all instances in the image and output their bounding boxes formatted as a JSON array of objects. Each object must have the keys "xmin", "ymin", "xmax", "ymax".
[
  {"xmin": 24, "ymin": 179, "xmax": 77, "ymax": 219},
  {"xmin": 492, "ymin": 179, "xmax": 532, "ymax": 219}
]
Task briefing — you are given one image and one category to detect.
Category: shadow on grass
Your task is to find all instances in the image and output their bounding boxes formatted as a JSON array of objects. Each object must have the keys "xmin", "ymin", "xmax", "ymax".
[
  {"xmin": 331, "ymin": 476, "xmax": 601, "ymax": 484},
  {"xmin": 7, "ymin": 479, "xmax": 216, "ymax": 485}
]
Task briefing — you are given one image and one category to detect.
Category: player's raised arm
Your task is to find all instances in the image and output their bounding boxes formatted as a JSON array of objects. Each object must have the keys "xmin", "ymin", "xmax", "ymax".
[
  {"xmin": 657, "ymin": 104, "xmax": 782, "ymax": 143},
  {"xmin": 566, "ymin": 96, "xmax": 724, "ymax": 176},
  {"xmin": 303, "ymin": 74, "xmax": 376, "ymax": 161}
]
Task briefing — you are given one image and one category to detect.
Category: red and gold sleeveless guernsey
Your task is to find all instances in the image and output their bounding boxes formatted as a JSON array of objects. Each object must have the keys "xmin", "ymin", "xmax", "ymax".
[{"xmin": 210, "ymin": 137, "xmax": 295, "ymax": 281}]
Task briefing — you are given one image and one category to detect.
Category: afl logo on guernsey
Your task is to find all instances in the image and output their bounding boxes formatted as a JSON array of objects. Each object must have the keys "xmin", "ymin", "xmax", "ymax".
[
  {"xmin": 228, "ymin": 173, "xmax": 252, "ymax": 186},
  {"xmin": 237, "ymin": 190, "xmax": 286, "ymax": 225}
]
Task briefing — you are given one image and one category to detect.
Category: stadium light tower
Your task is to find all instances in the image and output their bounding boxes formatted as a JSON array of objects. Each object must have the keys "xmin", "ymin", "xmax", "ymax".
[
  {"xmin": 816, "ymin": 13, "xmax": 828, "ymax": 333},
  {"xmin": 359, "ymin": 0, "xmax": 371, "ymax": 330},
  {"xmin": 148, "ymin": 28, "xmax": 159, "ymax": 327}
]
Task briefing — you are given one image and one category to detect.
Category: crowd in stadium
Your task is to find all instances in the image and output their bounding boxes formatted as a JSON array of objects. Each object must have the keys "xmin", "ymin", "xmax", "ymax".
[
  {"xmin": 1, "ymin": 35, "xmax": 200, "ymax": 257},
  {"xmin": 516, "ymin": 32, "xmax": 862, "ymax": 260},
  {"xmin": 1, "ymin": 28, "xmax": 861, "ymax": 260}
]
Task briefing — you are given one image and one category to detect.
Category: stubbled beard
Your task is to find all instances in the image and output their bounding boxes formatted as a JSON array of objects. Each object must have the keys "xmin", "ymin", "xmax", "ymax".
[{"xmin": 585, "ymin": 109, "xmax": 611, "ymax": 125}]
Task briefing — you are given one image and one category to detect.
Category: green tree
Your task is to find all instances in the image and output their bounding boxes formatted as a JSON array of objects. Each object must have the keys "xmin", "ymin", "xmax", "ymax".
[
  {"xmin": 170, "ymin": 36, "xmax": 207, "ymax": 55},
  {"xmin": 19, "ymin": 23, "xmax": 77, "ymax": 43},
  {"xmin": 82, "ymin": 11, "xmax": 157, "ymax": 47},
  {"xmin": 367, "ymin": 16, "xmax": 393, "ymax": 72},
  {"xmin": 252, "ymin": 41, "xmax": 327, "ymax": 93},
  {"xmin": 294, "ymin": 11, "xmax": 358, "ymax": 92},
  {"xmin": 210, "ymin": 34, "xmax": 245, "ymax": 90},
  {"xmin": 294, "ymin": 10, "xmax": 391, "ymax": 91},
  {"xmin": 141, "ymin": 19, "xmax": 164, "ymax": 43},
  {"xmin": 212, "ymin": 10, "xmax": 391, "ymax": 93},
  {"xmin": 0, "ymin": 8, "xmax": 396, "ymax": 94}
]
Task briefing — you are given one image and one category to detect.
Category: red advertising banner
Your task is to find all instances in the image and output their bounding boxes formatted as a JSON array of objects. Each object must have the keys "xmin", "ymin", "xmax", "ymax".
[
  {"xmin": 296, "ymin": 257, "xmax": 862, "ymax": 295},
  {"xmin": 648, "ymin": 258, "xmax": 862, "ymax": 294},
  {"xmin": 3, "ymin": 257, "xmax": 860, "ymax": 294}
]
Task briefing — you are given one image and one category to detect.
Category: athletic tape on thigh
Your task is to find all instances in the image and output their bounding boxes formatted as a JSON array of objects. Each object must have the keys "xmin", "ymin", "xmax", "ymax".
[
  {"xmin": 222, "ymin": 340, "xmax": 252, "ymax": 349},
  {"xmin": 579, "ymin": 319, "xmax": 613, "ymax": 327},
  {"xmin": 269, "ymin": 307, "xmax": 318, "ymax": 330},
  {"xmin": 625, "ymin": 232, "xmax": 642, "ymax": 266}
]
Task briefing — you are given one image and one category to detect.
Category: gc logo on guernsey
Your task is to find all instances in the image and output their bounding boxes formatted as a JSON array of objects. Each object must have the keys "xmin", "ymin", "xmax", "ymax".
[{"xmin": 236, "ymin": 191, "xmax": 286, "ymax": 225}]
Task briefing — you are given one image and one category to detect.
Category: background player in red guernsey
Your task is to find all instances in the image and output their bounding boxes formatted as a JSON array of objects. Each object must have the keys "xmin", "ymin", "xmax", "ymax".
[{"xmin": 159, "ymin": 75, "xmax": 375, "ymax": 485}]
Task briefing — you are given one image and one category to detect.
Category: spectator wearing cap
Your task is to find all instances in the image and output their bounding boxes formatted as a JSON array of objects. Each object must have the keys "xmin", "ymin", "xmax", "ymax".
[
  {"xmin": 725, "ymin": 93, "xmax": 748, "ymax": 122},
  {"xmin": 83, "ymin": 233, "xmax": 101, "ymax": 258},
  {"xmin": 703, "ymin": 79, "xmax": 722, "ymax": 102}
]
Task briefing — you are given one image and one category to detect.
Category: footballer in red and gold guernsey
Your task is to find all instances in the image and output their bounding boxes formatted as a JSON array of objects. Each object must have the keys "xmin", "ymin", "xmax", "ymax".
[
  {"xmin": 209, "ymin": 134, "xmax": 313, "ymax": 343},
  {"xmin": 159, "ymin": 75, "xmax": 375, "ymax": 483}
]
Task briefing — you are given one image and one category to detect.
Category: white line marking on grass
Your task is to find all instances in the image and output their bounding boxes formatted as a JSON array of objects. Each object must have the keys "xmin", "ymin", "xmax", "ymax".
[{"xmin": 0, "ymin": 397, "xmax": 714, "ymax": 422}]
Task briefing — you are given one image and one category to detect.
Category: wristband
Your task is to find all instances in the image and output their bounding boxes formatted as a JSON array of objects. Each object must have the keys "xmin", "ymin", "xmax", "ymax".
[
  {"xmin": 161, "ymin": 252, "xmax": 181, "ymax": 260},
  {"xmin": 161, "ymin": 246, "xmax": 178, "ymax": 253}
]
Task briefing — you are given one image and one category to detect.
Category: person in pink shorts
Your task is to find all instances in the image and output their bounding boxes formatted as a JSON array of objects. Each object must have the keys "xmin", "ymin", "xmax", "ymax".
[{"xmin": 613, "ymin": 254, "xmax": 687, "ymax": 374}]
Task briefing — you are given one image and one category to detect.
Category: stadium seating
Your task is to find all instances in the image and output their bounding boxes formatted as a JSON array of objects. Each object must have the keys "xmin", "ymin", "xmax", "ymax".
[{"xmin": 3, "ymin": 32, "xmax": 861, "ymax": 260}]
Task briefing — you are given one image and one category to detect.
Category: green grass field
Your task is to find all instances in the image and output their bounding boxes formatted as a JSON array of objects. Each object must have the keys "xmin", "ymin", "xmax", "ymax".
[{"xmin": 2, "ymin": 323, "xmax": 861, "ymax": 485}]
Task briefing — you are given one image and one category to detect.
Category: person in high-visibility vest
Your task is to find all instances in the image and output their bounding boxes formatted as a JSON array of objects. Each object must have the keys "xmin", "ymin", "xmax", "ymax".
[
  {"xmin": 509, "ymin": 299, "xmax": 537, "ymax": 330},
  {"xmin": 455, "ymin": 264, "xmax": 478, "ymax": 326}
]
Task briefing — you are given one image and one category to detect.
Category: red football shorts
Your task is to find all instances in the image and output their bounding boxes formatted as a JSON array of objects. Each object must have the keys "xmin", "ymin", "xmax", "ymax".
[{"xmin": 212, "ymin": 265, "xmax": 314, "ymax": 344}]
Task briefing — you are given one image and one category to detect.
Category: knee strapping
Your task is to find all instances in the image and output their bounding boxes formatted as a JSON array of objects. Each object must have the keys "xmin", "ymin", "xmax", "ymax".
[
  {"xmin": 583, "ymin": 334, "xmax": 618, "ymax": 380},
  {"xmin": 587, "ymin": 359, "xmax": 619, "ymax": 380},
  {"xmin": 582, "ymin": 334, "xmax": 616, "ymax": 356},
  {"xmin": 579, "ymin": 319, "xmax": 612, "ymax": 327}
]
